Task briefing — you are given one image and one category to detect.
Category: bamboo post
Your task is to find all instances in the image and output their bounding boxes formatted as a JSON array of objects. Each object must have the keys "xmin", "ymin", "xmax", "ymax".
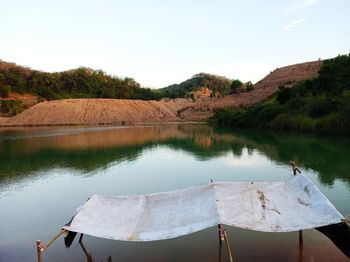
[
  {"xmin": 79, "ymin": 236, "xmax": 93, "ymax": 262},
  {"xmin": 35, "ymin": 229, "xmax": 67, "ymax": 262},
  {"xmin": 44, "ymin": 229, "xmax": 67, "ymax": 250},
  {"xmin": 218, "ymin": 239, "xmax": 222, "ymax": 262},
  {"xmin": 79, "ymin": 233, "xmax": 84, "ymax": 243},
  {"xmin": 298, "ymin": 230, "xmax": 304, "ymax": 262},
  {"xmin": 218, "ymin": 224, "xmax": 224, "ymax": 245},
  {"xmin": 290, "ymin": 161, "xmax": 301, "ymax": 176},
  {"xmin": 223, "ymin": 229, "xmax": 234, "ymax": 262},
  {"xmin": 36, "ymin": 240, "xmax": 43, "ymax": 262}
]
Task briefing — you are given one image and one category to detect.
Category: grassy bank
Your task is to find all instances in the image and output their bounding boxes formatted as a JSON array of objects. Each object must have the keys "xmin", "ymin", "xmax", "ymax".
[{"xmin": 213, "ymin": 55, "xmax": 350, "ymax": 133}]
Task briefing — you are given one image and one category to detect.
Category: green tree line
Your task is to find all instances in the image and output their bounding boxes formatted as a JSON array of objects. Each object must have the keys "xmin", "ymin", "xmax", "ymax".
[
  {"xmin": 0, "ymin": 62, "xmax": 163, "ymax": 100},
  {"xmin": 0, "ymin": 62, "xmax": 249, "ymax": 102}
]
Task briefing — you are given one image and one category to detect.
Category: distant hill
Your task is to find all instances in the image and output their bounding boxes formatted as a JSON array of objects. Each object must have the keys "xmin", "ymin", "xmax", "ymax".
[{"xmin": 159, "ymin": 73, "xmax": 234, "ymax": 99}]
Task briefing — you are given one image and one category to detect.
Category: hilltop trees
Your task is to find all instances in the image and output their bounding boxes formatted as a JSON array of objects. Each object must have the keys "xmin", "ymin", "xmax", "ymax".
[
  {"xmin": 0, "ymin": 62, "xmax": 162, "ymax": 101},
  {"xmin": 159, "ymin": 73, "xmax": 234, "ymax": 98},
  {"xmin": 230, "ymin": 79, "xmax": 243, "ymax": 94},
  {"xmin": 0, "ymin": 60, "xmax": 247, "ymax": 102}
]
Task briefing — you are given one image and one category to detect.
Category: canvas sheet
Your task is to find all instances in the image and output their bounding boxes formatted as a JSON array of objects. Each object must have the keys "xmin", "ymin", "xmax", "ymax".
[{"xmin": 63, "ymin": 174, "xmax": 344, "ymax": 241}]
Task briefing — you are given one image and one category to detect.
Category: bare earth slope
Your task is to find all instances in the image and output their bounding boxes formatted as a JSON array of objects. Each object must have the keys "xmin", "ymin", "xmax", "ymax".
[
  {"xmin": 0, "ymin": 99, "xmax": 180, "ymax": 126},
  {"xmin": 178, "ymin": 60, "xmax": 322, "ymax": 120},
  {"xmin": 0, "ymin": 60, "xmax": 322, "ymax": 126}
]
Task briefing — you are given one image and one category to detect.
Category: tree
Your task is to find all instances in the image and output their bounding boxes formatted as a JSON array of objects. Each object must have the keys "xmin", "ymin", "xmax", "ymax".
[
  {"xmin": 0, "ymin": 85, "xmax": 11, "ymax": 98},
  {"xmin": 246, "ymin": 81, "xmax": 254, "ymax": 92},
  {"xmin": 230, "ymin": 79, "xmax": 243, "ymax": 94}
]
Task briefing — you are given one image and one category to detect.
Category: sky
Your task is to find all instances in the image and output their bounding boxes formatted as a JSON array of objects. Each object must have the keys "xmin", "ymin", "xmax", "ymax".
[{"xmin": 0, "ymin": 0, "xmax": 349, "ymax": 88}]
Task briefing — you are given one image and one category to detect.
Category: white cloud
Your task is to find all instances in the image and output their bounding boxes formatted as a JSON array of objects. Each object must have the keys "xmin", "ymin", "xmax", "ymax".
[
  {"xmin": 285, "ymin": 0, "xmax": 320, "ymax": 14},
  {"xmin": 282, "ymin": 18, "xmax": 306, "ymax": 31}
]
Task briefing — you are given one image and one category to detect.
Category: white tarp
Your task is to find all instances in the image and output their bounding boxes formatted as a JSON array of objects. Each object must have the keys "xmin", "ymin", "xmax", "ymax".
[{"xmin": 63, "ymin": 174, "xmax": 344, "ymax": 241}]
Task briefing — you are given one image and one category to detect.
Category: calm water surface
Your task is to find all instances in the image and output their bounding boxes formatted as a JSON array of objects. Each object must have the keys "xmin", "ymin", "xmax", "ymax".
[{"xmin": 0, "ymin": 124, "xmax": 349, "ymax": 262}]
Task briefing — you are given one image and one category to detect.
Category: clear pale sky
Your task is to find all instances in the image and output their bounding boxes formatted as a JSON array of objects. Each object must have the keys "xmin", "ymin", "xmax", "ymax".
[{"xmin": 1, "ymin": 0, "xmax": 349, "ymax": 88}]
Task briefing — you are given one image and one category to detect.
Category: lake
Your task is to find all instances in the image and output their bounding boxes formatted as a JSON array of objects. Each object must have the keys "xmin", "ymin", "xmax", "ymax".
[{"xmin": 0, "ymin": 124, "xmax": 349, "ymax": 262}]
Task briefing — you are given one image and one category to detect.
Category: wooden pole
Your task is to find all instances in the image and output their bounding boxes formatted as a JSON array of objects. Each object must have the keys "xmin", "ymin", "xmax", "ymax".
[
  {"xmin": 35, "ymin": 229, "xmax": 67, "ymax": 262},
  {"xmin": 290, "ymin": 161, "xmax": 301, "ymax": 176},
  {"xmin": 218, "ymin": 239, "xmax": 222, "ymax": 262},
  {"xmin": 298, "ymin": 230, "xmax": 304, "ymax": 262},
  {"xmin": 218, "ymin": 224, "xmax": 224, "ymax": 245},
  {"xmin": 44, "ymin": 229, "xmax": 67, "ymax": 250},
  {"xmin": 79, "ymin": 233, "xmax": 84, "ymax": 243},
  {"xmin": 79, "ymin": 236, "xmax": 93, "ymax": 262},
  {"xmin": 223, "ymin": 229, "xmax": 234, "ymax": 262},
  {"xmin": 36, "ymin": 240, "xmax": 43, "ymax": 262}
]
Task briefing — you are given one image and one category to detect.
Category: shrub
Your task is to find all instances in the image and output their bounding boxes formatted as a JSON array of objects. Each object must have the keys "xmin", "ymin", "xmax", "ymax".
[
  {"xmin": 277, "ymin": 86, "xmax": 293, "ymax": 104},
  {"xmin": 307, "ymin": 96, "xmax": 338, "ymax": 118},
  {"xmin": 270, "ymin": 114, "xmax": 294, "ymax": 130},
  {"xmin": 1, "ymin": 100, "xmax": 25, "ymax": 115},
  {"xmin": 256, "ymin": 104, "xmax": 284, "ymax": 122},
  {"xmin": 246, "ymin": 81, "xmax": 254, "ymax": 92},
  {"xmin": 0, "ymin": 85, "xmax": 11, "ymax": 98},
  {"xmin": 230, "ymin": 79, "xmax": 243, "ymax": 94},
  {"xmin": 37, "ymin": 87, "xmax": 59, "ymax": 100}
]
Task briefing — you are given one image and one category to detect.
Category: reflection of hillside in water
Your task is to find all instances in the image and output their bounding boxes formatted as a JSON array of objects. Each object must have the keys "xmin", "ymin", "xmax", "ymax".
[
  {"xmin": 231, "ymin": 129, "xmax": 350, "ymax": 186},
  {"xmin": 0, "ymin": 124, "xmax": 349, "ymax": 187},
  {"xmin": 0, "ymin": 125, "xmax": 239, "ymax": 178}
]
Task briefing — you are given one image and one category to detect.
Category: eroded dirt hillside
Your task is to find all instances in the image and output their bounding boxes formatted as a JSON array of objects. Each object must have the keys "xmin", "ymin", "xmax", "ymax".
[{"xmin": 0, "ymin": 99, "xmax": 180, "ymax": 126}]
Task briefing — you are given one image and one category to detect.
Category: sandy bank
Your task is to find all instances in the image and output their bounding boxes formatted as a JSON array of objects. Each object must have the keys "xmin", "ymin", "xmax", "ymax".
[{"xmin": 0, "ymin": 99, "xmax": 184, "ymax": 126}]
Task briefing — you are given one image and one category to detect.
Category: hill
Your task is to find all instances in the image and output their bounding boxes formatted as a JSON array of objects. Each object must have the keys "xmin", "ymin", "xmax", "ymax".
[
  {"xmin": 159, "ymin": 73, "xmax": 234, "ymax": 99},
  {"xmin": 213, "ymin": 55, "xmax": 350, "ymax": 133},
  {"xmin": 174, "ymin": 60, "xmax": 322, "ymax": 120},
  {"xmin": 0, "ymin": 58, "xmax": 325, "ymax": 126}
]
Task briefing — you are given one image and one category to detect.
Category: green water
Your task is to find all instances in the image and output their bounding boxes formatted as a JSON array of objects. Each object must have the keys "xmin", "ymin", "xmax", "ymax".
[{"xmin": 0, "ymin": 124, "xmax": 349, "ymax": 261}]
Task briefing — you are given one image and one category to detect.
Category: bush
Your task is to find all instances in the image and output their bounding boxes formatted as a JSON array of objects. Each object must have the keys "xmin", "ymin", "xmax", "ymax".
[
  {"xmin": 230, "ymin": 79, "xmax": 243, "ymax": 94},
  {"xmin": 307, "ymin": 96, "xmax": 338, "ymax": 118},
  {"xmin": 270, "ymin": 114, "xmax": 295, "ymax": 130},
  {"xmin": 1, "ymin": 100, "xmax": 25, "ymax": 115},
  {"xmin": 256, "ymin": 104, "xmax": 284, "ymax": 122},
  {"xmin": 246, "ymin": 81, "xmax": 254, "ymax": 92},
  {"xmin": 277, "ymin": 86, "xmax": 293, "ymax": 104},
  {"xmin": 37, "ymin": 87, "xmax": 60, "ymax": 100},
  {"xmin": 0, "ymin": 85, "xmax": 11, "ymax": 98}
]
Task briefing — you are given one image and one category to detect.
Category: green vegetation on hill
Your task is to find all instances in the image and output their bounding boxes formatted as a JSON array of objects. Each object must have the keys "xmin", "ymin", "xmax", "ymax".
[
  {"xmin": 159, "ymin": 73, "xmax": 244, "ymax": 98},
  {"xmin": 0, "ymin": 62, "xmax": 249, "ymax": 105},
  {"xmin": 0, "ymin": 62, "xmax": 163, "ymax": 101},
  {"xmin": 213, "ymin": 55, "xmax": 350, "ymax": 133}
]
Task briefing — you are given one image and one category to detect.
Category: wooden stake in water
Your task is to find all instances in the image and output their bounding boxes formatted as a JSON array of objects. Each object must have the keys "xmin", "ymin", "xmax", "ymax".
[
  {"xmin": 36, "ymin": 240, "xmax": 43, "ymax": 262},
  {"xmin": 224, "ymin": 229, "xmax": 234, "ymax": 262},
  {"xmin": 290, "ymin": 161, "xmax": 301, "ymax": 176},
  {"xmin": 299, "ymin": 230, "xmax": 304, "ymax": 262},
  {"xmin": 218, "ymin": 224, "xmax": 234, "ymax": 262}
]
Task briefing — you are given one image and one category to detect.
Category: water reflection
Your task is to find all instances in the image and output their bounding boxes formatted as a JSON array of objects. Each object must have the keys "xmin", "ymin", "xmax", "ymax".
[
  {"xmin": 62, "ymin": 225, "xmax": 350, "ymax": 261},
  {"xmin": 1, "ymin": 124, "xmax": 350, "ymax": 188},
  {"xmin": 0, "ymin": 124, "xmax": 350, "ymax": 261}
]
